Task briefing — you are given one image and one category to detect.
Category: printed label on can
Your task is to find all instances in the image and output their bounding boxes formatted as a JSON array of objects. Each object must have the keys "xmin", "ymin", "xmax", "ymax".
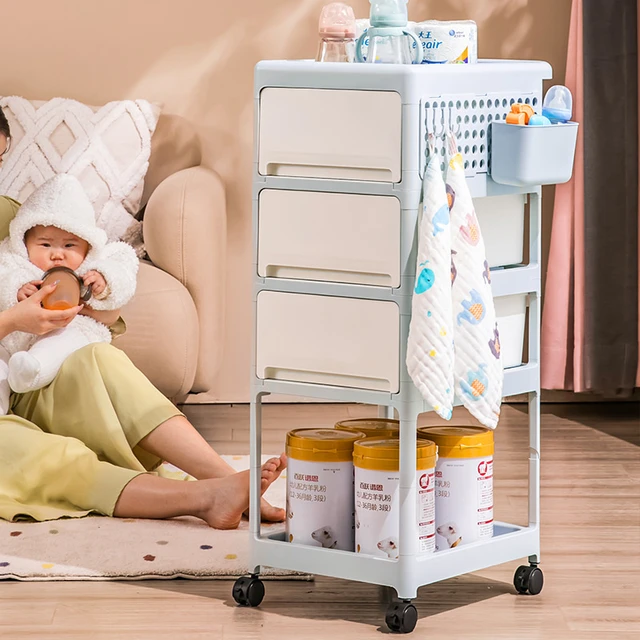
[
  {"xmin": 355, "ymin": 467, "xmax": 435, "ymax": 559},
  {"xmin": 434, "ymin": 456, "xmax": 493, "ymax": 551},
  {"xmin": 286, "ymin": 458, "xmax": 355, "ymax": 551}
]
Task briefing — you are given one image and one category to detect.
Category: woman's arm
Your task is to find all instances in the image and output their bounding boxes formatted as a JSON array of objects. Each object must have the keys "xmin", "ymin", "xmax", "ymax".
[
  {"xmin": 0, "ymin": 284, "xmax": 82, "ymax": 340},
  {"xmin": 80, "ymin": 306, "xmax": 121, "ymax": 327}
]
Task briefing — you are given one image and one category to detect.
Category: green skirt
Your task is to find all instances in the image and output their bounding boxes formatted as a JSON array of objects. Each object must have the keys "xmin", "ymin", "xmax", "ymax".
[{"xmin": 0, "ymin": 343, "xmax": 182, "ymax": 521}]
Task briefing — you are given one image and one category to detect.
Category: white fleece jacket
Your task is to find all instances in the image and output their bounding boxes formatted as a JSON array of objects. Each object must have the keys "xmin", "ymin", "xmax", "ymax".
[{"xmin": 0, "ymin": 174, "xmax": 138, "ymax": 354}]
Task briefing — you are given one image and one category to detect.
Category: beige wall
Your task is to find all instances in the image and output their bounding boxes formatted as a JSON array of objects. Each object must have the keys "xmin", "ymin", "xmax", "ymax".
[{"xmin": 2, "ymin": 0, "xmax": 572, "ymax": 402}]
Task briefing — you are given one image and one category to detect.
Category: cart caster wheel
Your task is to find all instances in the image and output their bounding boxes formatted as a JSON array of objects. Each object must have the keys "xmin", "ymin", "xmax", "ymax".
[
  {"xmin": 385, "ymin": 601, "xmax": 418, "ymax": 634},
  {"xmin": 514, "ymin": 565, "xmax": 544, "ymax": 595},
  {"xmin": 232, "ymin": 576, "xmax": 265, "ymax": 607}
]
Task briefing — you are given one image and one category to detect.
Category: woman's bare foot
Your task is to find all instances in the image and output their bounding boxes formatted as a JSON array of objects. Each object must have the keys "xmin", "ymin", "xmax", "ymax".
[
  {"xmin": 199, "ymin": 454, "xmax": 286, "ymax": 530},
  {"xmin": 258, "ymin": 498, "xmax": 286, "ymax": 523},
  {"xmin": 243, "ymin": 498, "xmax": 286, "ymax": 523}
]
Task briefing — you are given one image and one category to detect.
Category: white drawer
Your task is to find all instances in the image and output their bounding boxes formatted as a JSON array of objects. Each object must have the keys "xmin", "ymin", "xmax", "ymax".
[
  {"xmin": 258, "ymin": 190, "xmax": 401, "ymax": 287},
  {"xmin": 474, "ymin": 195, "xmax": 525, "ymax": 268},
  {"xmin": 256, "ymin": 292, "xmax": 400, "ymax": 392},
  {"xmin": 495, "ymin": 294, "xmax": 527, "ymax": 368},
  {"xmin": 258, "ymin": 88, "xmax": 402, "ymax": 182}
]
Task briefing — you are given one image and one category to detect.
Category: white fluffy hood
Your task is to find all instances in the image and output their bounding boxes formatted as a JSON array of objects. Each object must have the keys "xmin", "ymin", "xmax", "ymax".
[{"xmin": 9, "ymin": 174, "xmax": 107, "ymax": 260}]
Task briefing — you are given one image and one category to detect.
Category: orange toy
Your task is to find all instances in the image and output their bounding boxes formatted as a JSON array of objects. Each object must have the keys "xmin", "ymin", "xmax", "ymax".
[
  {"xmin": 506, "ymin": 103, "xmax": 535, "ymax": 125},
  {"xmin": 506, "ymin": 111, "xmax": 527, "ymax": 125}
]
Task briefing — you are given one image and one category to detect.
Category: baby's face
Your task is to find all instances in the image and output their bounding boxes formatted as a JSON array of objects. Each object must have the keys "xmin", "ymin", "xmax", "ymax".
[{"xmin": 25, "ymin": 225, "xmax": 89, "ymax": 272}]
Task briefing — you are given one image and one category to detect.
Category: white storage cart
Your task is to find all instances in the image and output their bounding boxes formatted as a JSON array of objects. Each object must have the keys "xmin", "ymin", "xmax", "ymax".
[{"xmin": 233, "ymin": 59, "xmax": 565, "ymax": 633}]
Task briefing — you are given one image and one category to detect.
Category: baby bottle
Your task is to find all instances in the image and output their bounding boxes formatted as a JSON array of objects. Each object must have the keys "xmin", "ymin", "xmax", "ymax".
[
  {"xmin": 316, "ymin": 3, "xmax": 357, "ymax": 63},
  {"xmin": 41, "ymin": 266, "xmax": 85, "ymax": 310},
  {"xmin": 542, "ymin": 86, "xmax": 573, "ymax": 123},
  {"xmin": 356, "ymin": 0, "xmax": 422, "ymax": 64}
]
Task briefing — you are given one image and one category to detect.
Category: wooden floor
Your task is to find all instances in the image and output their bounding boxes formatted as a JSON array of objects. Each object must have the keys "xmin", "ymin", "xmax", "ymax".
[{"xmin": 1, "ymin": 402, "xmax": 638, "ymax": 639}]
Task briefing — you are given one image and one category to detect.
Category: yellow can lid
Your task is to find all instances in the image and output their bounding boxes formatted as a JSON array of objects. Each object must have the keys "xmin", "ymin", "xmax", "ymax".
[
  {"xmin": 353, "ymin": 437, "xmax": 437, "ymax": 472},
  {"xmin": 417, "ymin": 426, "xmax": 494, "ymax": 458},
  {"xmin": 286, "ymin": 428, "xmax": 364, "ymax": 462},
  {"xmin": 335, "ymin": 418, "xmax": 399, "ymax": 439}
]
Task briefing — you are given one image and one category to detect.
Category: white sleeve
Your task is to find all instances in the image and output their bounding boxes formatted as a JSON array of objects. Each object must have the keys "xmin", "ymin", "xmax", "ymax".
[
  {"xmin": 79, "ymin": 241, "xmax": 139, "ymax": 311},
  {"xmin": 0, "ymin": 242, "xmax": 43, "ymax": 312}
]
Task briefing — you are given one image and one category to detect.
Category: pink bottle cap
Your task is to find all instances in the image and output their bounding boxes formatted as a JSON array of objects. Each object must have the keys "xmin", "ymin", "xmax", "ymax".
[{"xmin": 319, "ymin": 2, "xmax": 356, "ymax": 38}]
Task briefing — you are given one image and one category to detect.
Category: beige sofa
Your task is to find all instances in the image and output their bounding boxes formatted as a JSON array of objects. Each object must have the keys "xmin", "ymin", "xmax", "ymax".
[{"xmin": 114, "ymin": 114, "xmax": 226, "ymax": 402}]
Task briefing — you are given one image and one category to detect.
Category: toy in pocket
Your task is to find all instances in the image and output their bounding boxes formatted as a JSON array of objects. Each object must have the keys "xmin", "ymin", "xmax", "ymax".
[
  {"xmin": 505, "ymin": 103, "xmax": 535, "ymax": 125},
  {"xmin": 505, "ymin": 86, "xmax": 573, "ymax": 127},
  {"xmin": 41, "ymin": 266, "xmax": 92, "ymax": 310}
]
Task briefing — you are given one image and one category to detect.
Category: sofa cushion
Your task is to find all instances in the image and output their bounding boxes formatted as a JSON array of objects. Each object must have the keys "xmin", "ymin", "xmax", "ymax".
[
  {"xmin": 0, "ymin": 96, "xmax": 160, "ymax": 256},
  {"xmin": 0, "ymin": 195, "xmax": 20, "ymax": 240},
  {"xmin": 115, "ymin": 260, "xmax": 199, "ymax": 401}
]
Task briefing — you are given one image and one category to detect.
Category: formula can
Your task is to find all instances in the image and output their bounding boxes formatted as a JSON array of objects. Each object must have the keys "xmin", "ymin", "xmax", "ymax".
[
  {"xmin": 335, "ymin": 418, "xmax": 399, "ymax": 439},
  {"xmin": 417, "ymin": 426, "xmax": 494, "ymax": 550},
  {"xmin": 353, "ymin": 438, "xmax": 437, "ymax": 559},
  {"xmin": 286, "ymin": 428, "xmax": 364, "ymax": 551}
]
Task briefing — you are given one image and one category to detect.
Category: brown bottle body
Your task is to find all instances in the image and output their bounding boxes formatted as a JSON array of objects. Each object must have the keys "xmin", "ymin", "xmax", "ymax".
[{"xmin": 41, "ymin": 267, "xmax": 82, "ymax": 310}]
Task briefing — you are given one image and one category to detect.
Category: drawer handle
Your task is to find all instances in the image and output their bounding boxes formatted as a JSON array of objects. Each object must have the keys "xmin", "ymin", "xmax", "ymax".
[
  {"xmin": 265, "ymin": 161, "xmax": 393, "ymax": 181},
  {"xmin": 264, "ymin": 264, "xmax": 393, "ymax": 286},
  {"xmin": 263, "ymin": 367, "xmax": 392, "ymax": 392}
]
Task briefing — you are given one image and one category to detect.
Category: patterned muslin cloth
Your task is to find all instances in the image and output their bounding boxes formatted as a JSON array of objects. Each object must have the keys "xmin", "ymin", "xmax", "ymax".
[{"xmin": 407, "ymin": 133, "xmax": 503, "ymax": 428}]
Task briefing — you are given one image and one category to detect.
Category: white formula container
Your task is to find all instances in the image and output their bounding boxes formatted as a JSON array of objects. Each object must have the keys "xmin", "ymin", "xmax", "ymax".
[
  {"xmin": 286, "ymin": 428, "xmax": 364, "ymax": 551},
  {"xmin": 335, "ymin": 417, "xmax": 399, "ymax": 439},
  {"xmin": 417, "ymin": 426, "xmax": 494, "ymax": 551},
  {"xmin": 353, "ymin": 438, "xmax": 437, "ymax": 559}
]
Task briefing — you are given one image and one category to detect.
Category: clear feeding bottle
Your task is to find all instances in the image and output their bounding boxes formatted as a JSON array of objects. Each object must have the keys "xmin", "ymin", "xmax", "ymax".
[
  {"xmin": 316, "ymin": 3, "xmax": 357, "ymax": 63},
  {"xmin": 356, "ymin": 0, "xmax": 422, "ymax": 64}
]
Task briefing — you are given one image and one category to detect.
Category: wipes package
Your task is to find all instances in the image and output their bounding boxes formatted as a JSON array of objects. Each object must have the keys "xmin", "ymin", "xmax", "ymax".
[
  {"xmin": 356, "ymin": 18, "xmax": 371, "ymax": 60},
  {"xmin": 414, "ymin": 20, "xmax": 477, "ymax": 64}
]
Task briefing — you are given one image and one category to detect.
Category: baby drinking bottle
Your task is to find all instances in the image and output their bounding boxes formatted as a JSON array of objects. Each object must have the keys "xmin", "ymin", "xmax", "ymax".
[
  {"xmin": 316, "ymin": 3, "xmax": 357, "ymax": 62},
  {"xmin": 356, "ymin": 0, "xmax": 422, "ymax": 64},
  {"xmin": 542, "ymin": 86, "xmax": 573, "ymax": 123},
  {"xmin": 41, "ymin": 266, "xmax": 91, "ymax": 310}
]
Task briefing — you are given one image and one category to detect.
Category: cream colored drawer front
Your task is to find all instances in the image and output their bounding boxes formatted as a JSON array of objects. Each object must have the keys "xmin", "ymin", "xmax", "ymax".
[
  {"xmin": 258, "ymin": 88, "xmax": 402, "ymax": 182},
  {"xmin": 256, "ymin": 292, "xmax": 400, "ymax": 392},
  {"xmin": 258, "ymin": 190, "xmax": 401, "ymax": 287}
]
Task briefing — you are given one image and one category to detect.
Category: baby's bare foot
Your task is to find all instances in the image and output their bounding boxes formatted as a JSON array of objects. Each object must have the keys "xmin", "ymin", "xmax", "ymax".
[{"xmin": 200, "ymin": 454, "xmax": 286, "ymax": 530}]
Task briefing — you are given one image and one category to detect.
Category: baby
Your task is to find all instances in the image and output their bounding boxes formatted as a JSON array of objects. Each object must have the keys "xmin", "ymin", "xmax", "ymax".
[{"xmin": 0, "ymin": 174, "xmax": 138, "ymax": 414}]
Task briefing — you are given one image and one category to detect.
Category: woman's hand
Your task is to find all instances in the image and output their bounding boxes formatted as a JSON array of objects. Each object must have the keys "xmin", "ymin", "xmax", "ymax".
[{"xmin": 0, "ymin": 284, "xmax": 82, "ymax": 339}]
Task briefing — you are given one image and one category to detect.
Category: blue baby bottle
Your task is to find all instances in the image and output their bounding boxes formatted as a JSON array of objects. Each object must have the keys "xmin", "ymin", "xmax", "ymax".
[
  {"xmin": 542, "ymin": 86, "xmax": 573, "ymax": 123},
  {"xmin": 356, "ymin": 0, "xmax": 422, "ymax": 64}
]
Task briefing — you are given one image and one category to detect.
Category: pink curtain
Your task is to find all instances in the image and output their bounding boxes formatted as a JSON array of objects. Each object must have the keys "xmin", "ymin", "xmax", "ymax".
[{"xmin": 541, "ymin": 0, "xmax": 585, "ymax": 390}]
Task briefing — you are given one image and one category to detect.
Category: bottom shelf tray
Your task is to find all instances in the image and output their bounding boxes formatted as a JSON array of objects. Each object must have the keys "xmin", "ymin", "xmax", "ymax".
[{"xmin": 251, "ymin": 522, "xmax": 539, "ymax": 595}]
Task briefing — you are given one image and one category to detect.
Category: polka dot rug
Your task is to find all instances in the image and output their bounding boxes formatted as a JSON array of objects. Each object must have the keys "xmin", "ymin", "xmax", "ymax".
[{"xmin": 0, "ymin": 456, "xmax": 311, "ymax": 581}]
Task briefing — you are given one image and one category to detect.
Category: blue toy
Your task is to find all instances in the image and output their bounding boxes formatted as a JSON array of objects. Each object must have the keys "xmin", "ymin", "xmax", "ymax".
[{"xmin": 528, "ymin": 114, "xmax": 552, "ymax": 126}]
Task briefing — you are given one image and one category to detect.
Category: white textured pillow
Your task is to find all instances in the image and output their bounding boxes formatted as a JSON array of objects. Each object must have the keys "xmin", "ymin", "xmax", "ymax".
[{"xmin": 0, "ymin": 96, "xmax": 161, "ymax": 254}]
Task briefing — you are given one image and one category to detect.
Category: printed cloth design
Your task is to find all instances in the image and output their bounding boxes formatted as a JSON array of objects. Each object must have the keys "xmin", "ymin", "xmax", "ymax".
[
  {"xmin": 406, "ymin": 145, "xmax": 454, "ymax": 420},
  {"xmin": 407, "ymin": 133, "xmax": 503, "ymax": 428}
]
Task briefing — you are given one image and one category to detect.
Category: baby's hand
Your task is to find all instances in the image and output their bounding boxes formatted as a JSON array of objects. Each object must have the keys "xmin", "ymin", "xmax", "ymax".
[
  {"xmin": 83, "ymin": 270, "xmax": 107, "ymax": 297},
  {"xmin": 17, "ymin": 280, "xmax": 43, "ymax": 302}
]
